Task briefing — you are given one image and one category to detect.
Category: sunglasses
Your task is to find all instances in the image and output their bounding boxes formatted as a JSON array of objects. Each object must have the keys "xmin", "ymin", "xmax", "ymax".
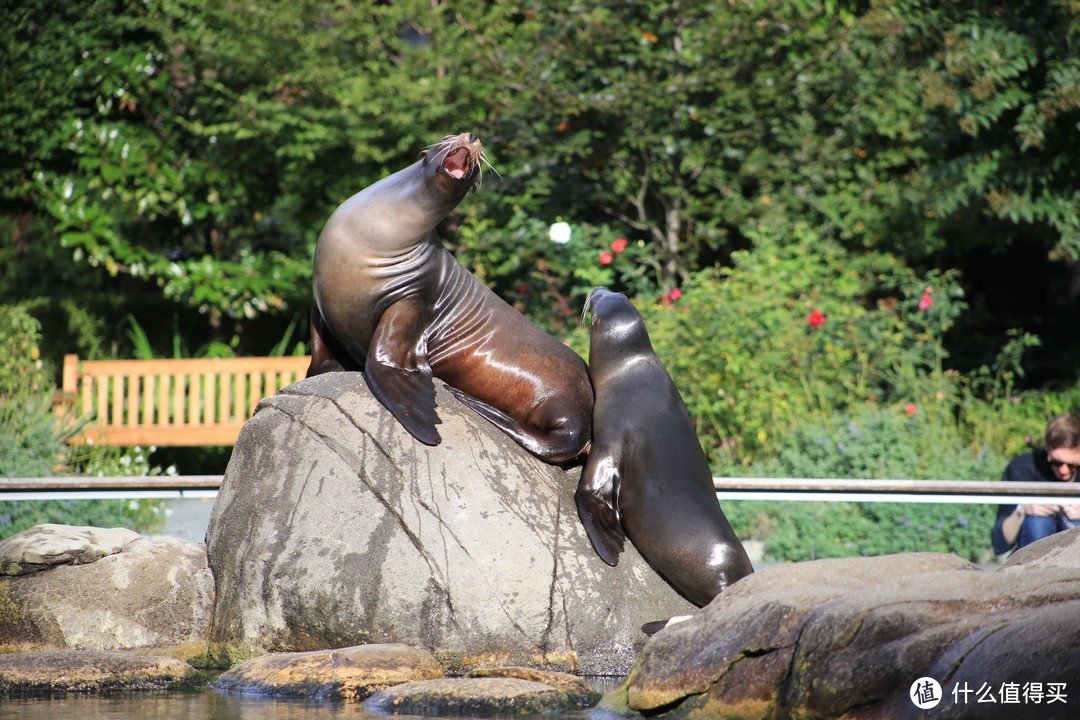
[{"xmin": 1048, "ymin": 458, "xmax": 1080, "ymax": 472}]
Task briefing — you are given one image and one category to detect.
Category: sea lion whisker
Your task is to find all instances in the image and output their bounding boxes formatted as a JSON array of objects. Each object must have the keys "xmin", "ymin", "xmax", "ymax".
[
  {"xmin": 423, "ymin": 136, "xmax": 457, "ymax": 163},
  {"xmin": 478, "ymin": 149, "xmax": 500, "ymax": 179},
  {"xmin": 437, "ymin": 143, "xmax": 455, "ymax": 165},
  {"xmin": 469, "ymin": 148, "xmax": 496, "ymax": 190},
  {"xmin": 580, "ymin": 287, "xmax": 601, "ymax": 327}
]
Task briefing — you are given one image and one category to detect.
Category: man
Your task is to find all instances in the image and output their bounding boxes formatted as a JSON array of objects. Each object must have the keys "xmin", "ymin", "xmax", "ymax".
[{"xmin": 991, "ymin": 413, "xmax": 1080, "ymax": 555}]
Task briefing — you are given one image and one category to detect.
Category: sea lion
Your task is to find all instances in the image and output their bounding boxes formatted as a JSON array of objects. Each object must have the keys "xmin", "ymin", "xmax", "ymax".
[
  {"xmin": 307, "ymin": 133, "xmax": 593, "ymax": 463},
  {"xmin": 576, "ymin": 287, "xmax": 753, "ymax": 606}
]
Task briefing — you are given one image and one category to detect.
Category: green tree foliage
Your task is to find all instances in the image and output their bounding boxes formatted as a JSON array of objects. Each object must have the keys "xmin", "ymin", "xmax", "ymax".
[
  {"xmin": 5, "ymin": 1, "xmax": 1078, "ymax": 335},
  {"xmin": 912, "ymin": 1, "xmax": 1080, "ymax": 255},
  {"xmin": 470, "ymin": 0, "xmax": 1080, "ymax": 332},
  {"xmin": 470, "ymin": 1, "xmax": 937, "ymax": 297},
  {"xmin": 5, "ymin": 1, "xmax": 315, "ymax": 323},
  {"xmin": 2, "ymin": 0, "xmax": 496, "ymax": 327}
]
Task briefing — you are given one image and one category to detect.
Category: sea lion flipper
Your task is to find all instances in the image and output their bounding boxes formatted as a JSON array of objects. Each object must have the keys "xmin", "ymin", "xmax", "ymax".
[
  {"xmin": 577, "ymin": 493, "xmax": 624, "ymax": 566},
  {"xmin": 364, "ymin": 301, "xmax": 441, "ymax": 446},
  {"xmin": 446, "ymin": 386, "xmax": 533, "ymax": 443},
  {"xmin": 445, "ymin": 386, "xmax": 590, "ymax": 462},
  {"xmin": 574, "ymin": 453, "xmax": 625, "ymax": 566}
]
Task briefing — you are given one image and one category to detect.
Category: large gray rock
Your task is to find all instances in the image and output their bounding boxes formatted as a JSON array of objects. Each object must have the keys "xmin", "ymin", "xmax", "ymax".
[
  {"xmin": 0, "ymin": 532, "xmax": 213, "ymax": 652},
  {"xmin": 601, "ymin": 531, "xmax": 1080, "ymax": 719},
  {"xmin": 206, "ymin": 372, "xmax": 696, "ymax": 675}
]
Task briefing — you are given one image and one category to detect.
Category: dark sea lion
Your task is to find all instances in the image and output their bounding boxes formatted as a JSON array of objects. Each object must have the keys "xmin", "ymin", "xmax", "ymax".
[
  {"xmin": 576, "ymin": 287, "xmax": 753, "ymax": 606},
  {"xmin": 307, "ymin": 133, "xmax": 593, "ymax": 463}
]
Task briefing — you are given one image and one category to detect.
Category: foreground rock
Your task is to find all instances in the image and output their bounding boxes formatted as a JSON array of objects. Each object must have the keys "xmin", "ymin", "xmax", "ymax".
[
  {"xmin": 0, "ymin": 525, "xmax": 213, "ymax": 653},
  {"xmin": 213, "ymin": 643, "xmax": 444, "ymax": 699},
  {"xmin": 207, "ymin": 373, "xmax": 695, "ymax": 676},
  {"xmin": 0, "ymin": 524, "xmax": 140, "ymax": 576},
  {"xmin": 469, "ymin": 665, "xmax": 600, "ymax": 704},
  {"xmin": 366, "ymin": 667, "xmax": 600, "ymax": 716},
  {"xmin": 0, "ymin": 650, "xmax": 197, "ymax": 694},
  {"xmin": 601, "ymin": 531, "xmax": 1080, "ymax": 720}
]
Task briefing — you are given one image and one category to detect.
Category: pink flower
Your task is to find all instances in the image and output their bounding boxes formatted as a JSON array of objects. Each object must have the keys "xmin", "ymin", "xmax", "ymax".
[
  {"xmin": 611, "ymin": 238, "xmax": 628, "ymax": 254},
  {"xmin": 599, "ymin": 251, "xmax": 614, "ymax": 265},
  {"xmin": 904, "ymin": 402, "xmax": 917, "ymax": 416},
  {"xmin": 659, "ymin": 287, "xmax": 683, "ymax": 305},
  {"xmin": 807, "ymin": 310, "xmax": 826, "ymax": 328},
  {"xmin": 918, "ymin": 287, "xmax": 934, "ymax": 311}
]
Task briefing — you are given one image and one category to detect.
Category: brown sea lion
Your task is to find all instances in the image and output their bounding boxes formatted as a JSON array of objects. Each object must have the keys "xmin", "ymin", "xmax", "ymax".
[
  {"xmin": 307, "ymin": 133, "xmax": 593, "ymax": 463},
  {"xmin": 576, "ymin": 287, "xmax": 754, "ymax": 606}
]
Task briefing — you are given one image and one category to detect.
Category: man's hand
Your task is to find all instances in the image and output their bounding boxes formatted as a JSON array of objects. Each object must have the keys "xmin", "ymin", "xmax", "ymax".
[
  {"xmin": 1020, "ymin": 504, "xmax": 1061, "ymax": 517},
  {"xmin": 1061, "ymin": 505, "xmax": 1080, "ymax": 520}
]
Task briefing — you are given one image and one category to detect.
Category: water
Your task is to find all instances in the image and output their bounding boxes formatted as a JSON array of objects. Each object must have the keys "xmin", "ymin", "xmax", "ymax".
[
  {"xmin": 0, "ymin": 690, "xmax": 375, "ymax": 720},
  {"xmin": 0, "ymin": 688, "xmax": 599, "ymax": 720},
  {"xmin": 153, "ymin": 497, "xmax": 215, "ymax": 542},
  {"xmin": 0, "ymin": 691, "xmax": 356, "ymax": 719}
]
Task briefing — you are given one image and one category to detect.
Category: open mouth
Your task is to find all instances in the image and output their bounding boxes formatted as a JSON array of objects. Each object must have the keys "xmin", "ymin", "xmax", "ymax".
[{"xmin": 442, "ymin": 147, "xmax": 472, "ymax": 180}]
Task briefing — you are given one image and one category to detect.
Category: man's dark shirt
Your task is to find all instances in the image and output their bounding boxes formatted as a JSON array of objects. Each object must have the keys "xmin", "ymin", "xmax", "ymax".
[{"xmin": 990, "ymin": 449, "xmax": 1059, "ymax": 555}]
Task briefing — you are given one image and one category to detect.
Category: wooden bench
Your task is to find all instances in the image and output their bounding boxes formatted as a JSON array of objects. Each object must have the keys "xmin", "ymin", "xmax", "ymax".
[{"xmin": 57, "ymin": 354, "xmax": 311, "ymax": 447}]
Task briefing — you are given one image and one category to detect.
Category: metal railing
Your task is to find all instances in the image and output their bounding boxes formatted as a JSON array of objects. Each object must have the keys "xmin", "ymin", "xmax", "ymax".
[
  {"xmin": 0, "ymin": 476, "xmax": 222, "ymax": 501},
  {"xmin": 711, "ymin": 478, "xmax": 1080, "ymax": 505},
  {"xmin": 3, "ymin": 476, "xmax": 1080, "ymax": 504}
]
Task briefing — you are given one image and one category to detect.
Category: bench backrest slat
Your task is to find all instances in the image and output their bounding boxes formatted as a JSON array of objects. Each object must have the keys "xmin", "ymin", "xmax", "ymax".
[{"xmin": 58, "ymin": 354, "xmax": 312, "ymax": 447}]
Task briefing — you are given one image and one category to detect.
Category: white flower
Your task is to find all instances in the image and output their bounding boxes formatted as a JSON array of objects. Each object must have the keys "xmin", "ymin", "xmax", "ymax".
[{"xmin": 549, "ymin": 221, "xmax": 572, "ymax": 245}]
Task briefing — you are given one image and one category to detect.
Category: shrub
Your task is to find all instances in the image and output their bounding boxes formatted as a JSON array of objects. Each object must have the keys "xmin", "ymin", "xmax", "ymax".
[
  {"xmin": 0, "ymin": 305, "xmax": 167, "ymax": 540},
  {"xmin": 721, "ymin": 406, "xmax": 1004, "ymax": 563},
  {"xmin": 0, "ymin": 306, "xmax": 68, "ymax": 477},
  {"xmin": 635, "ymin": 221, "xmax": 974, "ymax": 469}
]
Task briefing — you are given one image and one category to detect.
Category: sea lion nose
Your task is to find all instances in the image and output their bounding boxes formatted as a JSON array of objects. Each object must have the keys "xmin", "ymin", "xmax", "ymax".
[{"xmin": 467, "ymin": 133, "xmax": 478, "ymax": 143}]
